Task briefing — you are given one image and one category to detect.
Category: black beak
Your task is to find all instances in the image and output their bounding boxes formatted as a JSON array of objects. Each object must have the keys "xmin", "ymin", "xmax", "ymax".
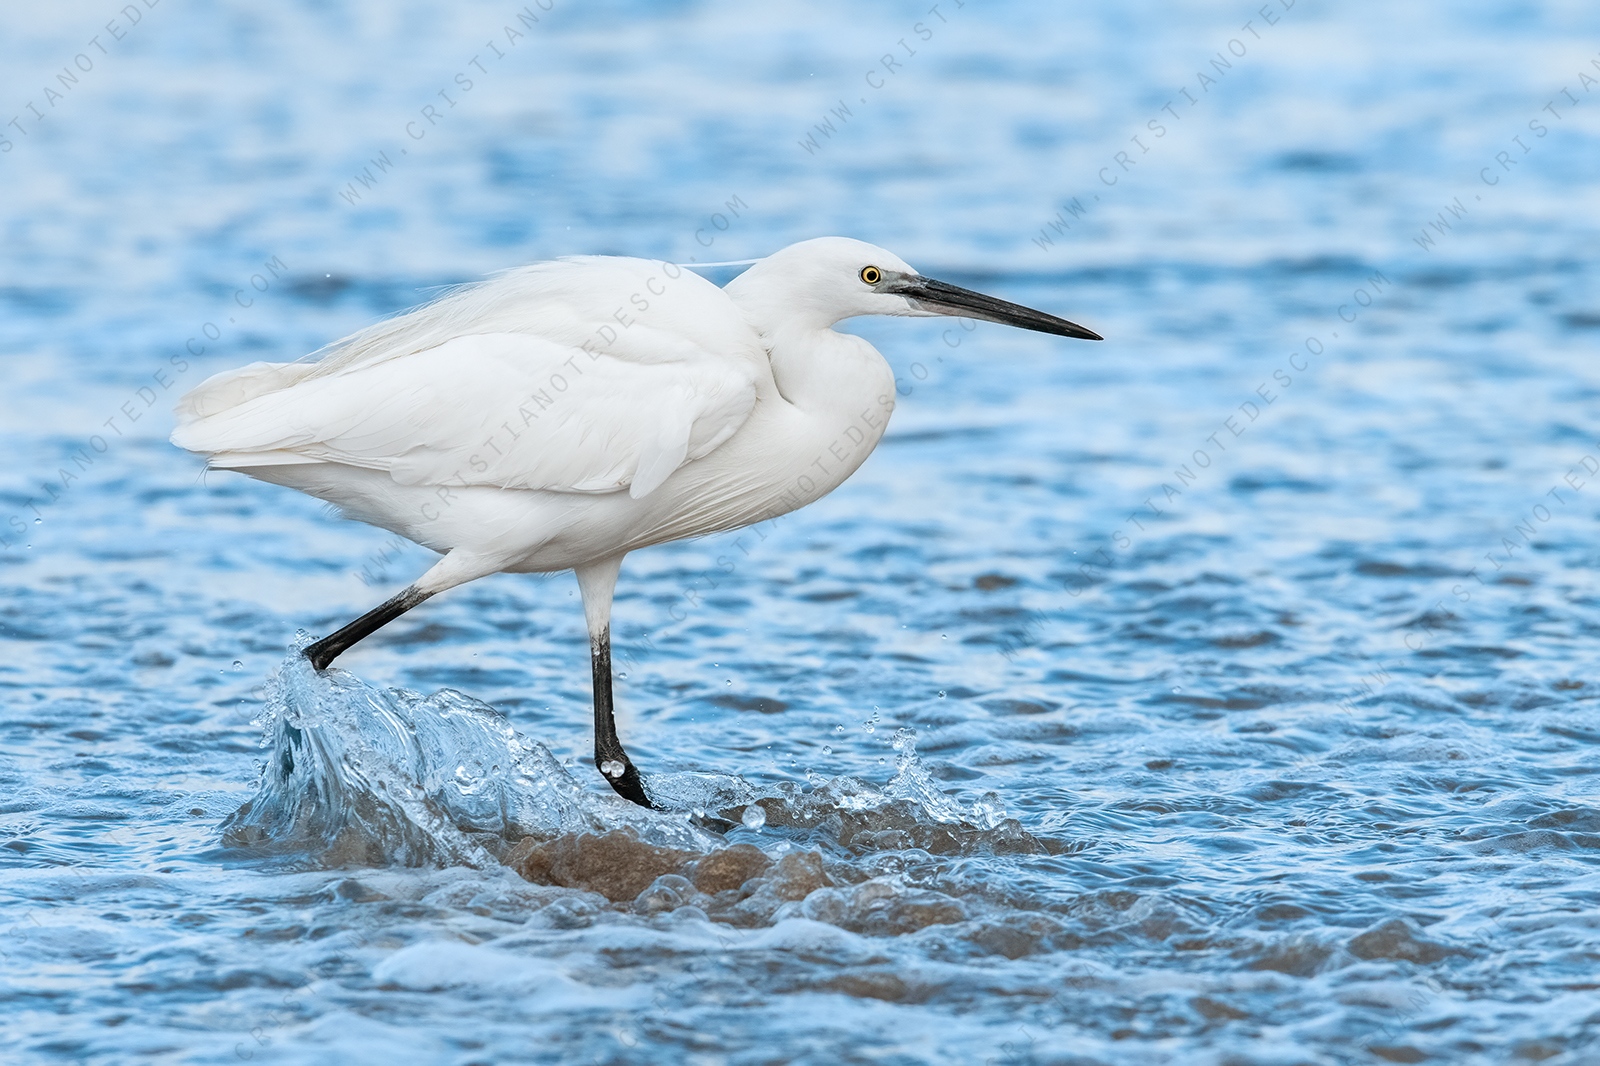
[{"xmin": 885, "ymin": 274, "xmax": 1102, "ymax": 341}]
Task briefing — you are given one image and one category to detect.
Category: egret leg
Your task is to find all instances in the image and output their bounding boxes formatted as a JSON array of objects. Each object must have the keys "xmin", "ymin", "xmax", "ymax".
[
  {"xmin": 574, "ymin": 555, "xmax": 654, "ymax": 807},
  {"xmin": 303, "ymin": 584, "xmax": 433, "ymax": 670},
  {"xmin": 590, "ymin": 626, "xmax": 654, "ymax": 808}
]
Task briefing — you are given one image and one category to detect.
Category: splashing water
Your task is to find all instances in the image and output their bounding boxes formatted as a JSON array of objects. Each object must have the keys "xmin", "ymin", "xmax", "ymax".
[
  {"xmin": 221, "ymin": 647, "xmax": 1016, "ymax": 872},
  {"xmin": 221, "ymin": 645, "xmax": 718, "ymax": 866}
]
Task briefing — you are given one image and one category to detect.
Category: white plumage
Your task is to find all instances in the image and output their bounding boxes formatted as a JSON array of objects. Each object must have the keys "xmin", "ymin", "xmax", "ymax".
[
  {"xmin": 171, "ymin": 236, "xmax": 1099, "ymax": 806},
  {"xmin": 177, "ymin": 255, "xmax": 762, "ymax": 500}
]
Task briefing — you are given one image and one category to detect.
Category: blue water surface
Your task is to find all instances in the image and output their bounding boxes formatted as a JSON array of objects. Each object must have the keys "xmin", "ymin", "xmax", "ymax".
[{"xmin": 2, "ymin": 1, "xmax": 1599, "ymax": 1063}]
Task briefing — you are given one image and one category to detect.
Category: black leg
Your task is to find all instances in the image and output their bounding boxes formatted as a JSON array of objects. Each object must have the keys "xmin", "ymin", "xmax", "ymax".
[
  {"xmin": 591, "ymin": 626, "xmax": 654, "ymax": 808},
  {"xmin": 304, "ymin": 584, "xmax": 433, "ymax": 671}
]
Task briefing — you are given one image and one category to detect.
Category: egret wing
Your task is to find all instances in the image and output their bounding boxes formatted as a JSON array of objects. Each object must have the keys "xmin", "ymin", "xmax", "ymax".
[{"xmin": 172, "ymin": 258, "xmax": 767, "ymax": 499}]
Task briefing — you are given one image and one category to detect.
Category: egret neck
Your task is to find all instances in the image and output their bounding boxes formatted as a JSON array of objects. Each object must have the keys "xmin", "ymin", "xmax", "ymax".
[{"xmin": 725, "ymin": 270, "xmax": 899, "ymax": 511}]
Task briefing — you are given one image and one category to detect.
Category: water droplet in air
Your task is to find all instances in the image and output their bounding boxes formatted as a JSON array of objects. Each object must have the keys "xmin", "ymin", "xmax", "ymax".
[
  {"xmin": 741, "ymin": 805, "xmax": 766, "ymax": 830},
  {"xmin": 1173, "ymin": 686, "xmax": 1182, "ymax": 693},
  {"xmin": 232, "ymin": 660, "xmax": 243, "ymax": 670},
  {"xmin": 937, "ymin": 690, "xmax": 946, "ymax": 699}
]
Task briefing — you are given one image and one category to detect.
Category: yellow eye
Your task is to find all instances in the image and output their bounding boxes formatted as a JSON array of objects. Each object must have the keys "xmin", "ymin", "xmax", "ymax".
[{"xmin": 860, "ymin": 265, "xmax": 882, "ymax": 285}]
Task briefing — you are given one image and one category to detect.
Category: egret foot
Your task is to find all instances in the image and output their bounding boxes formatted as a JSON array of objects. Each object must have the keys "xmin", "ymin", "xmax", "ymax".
[{"xmin": 595, "ymin": 751, "xmax": 653, "ymax": 808}]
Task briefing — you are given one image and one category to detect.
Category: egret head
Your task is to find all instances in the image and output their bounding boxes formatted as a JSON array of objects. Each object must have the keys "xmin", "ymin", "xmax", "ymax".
[{"xmin": 726, "ymin": 236, "xmax": 1101, "ymax": 341}]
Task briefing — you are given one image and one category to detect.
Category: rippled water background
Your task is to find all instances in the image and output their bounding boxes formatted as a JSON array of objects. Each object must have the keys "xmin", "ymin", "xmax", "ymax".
[{"xmin": 3, "ymin": 1, "xmax": 1600, "ymax": 1062}]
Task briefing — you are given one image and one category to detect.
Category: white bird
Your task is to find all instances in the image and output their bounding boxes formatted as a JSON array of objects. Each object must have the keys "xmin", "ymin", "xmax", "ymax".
[{"xmin": 171, "ymin": 237, "xmax": 1100, "ymax": 807}]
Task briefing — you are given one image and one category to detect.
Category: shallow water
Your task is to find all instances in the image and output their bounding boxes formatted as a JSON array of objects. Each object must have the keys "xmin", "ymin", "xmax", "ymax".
[{"xmin": 3, "ymin": 1, "xmax": 1600, "ymax": 1063}]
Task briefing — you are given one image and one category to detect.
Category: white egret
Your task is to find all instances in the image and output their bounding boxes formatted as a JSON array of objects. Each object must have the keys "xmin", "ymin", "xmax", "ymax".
[{"xmin": 171, "ymin": 237, "xmax": 1100, "ymax": 807}]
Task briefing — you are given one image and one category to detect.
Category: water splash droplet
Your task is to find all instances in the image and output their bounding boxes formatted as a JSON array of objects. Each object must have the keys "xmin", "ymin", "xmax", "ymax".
[
  {"xmin": 971, "ymin": 790, "xmax": 1006, "ymax": 830},
  {"xmin": 937, "ymin": 690, "xmax": 946, "ymax": 699},
  {"xmin": 822, "ymin": 745, "xmax": 833, "ymax": 755},
  {"xmin": 232, "ymin": 660, "xmax": 243, "ymax": 671},
  {"xmin": 741, "ymin": 805, "xmax": 766, "ymax": 830}
]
